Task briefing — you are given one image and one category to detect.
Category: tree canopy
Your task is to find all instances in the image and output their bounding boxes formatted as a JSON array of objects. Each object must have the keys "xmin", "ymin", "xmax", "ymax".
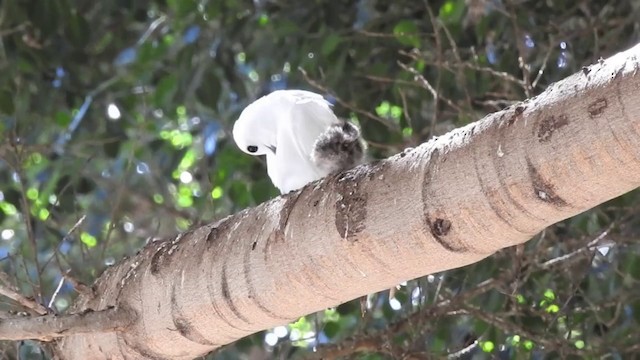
[{"xmin": 1, "ymin": 0, "xmax": 640, "ymax": 358}]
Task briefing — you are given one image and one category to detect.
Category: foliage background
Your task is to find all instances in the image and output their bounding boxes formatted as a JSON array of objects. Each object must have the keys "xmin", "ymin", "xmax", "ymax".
[{"xmin": 1, "ymin": 0, "xmax": 640, "ymax": 358}]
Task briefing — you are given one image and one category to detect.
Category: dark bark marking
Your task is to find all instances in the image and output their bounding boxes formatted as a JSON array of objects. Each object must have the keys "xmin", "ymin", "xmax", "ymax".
[
  {"xmin": 537, "ymin": 114, "xmax": 569, "ymax": 142},
  {"xmin": 120, "ymin": 333, "xmax": 167, "ymax": 359},
  {"xmin": 425, "ymin": 215, "xmax": 465, "ymax": 252},
  {"xmin": 365, "ymin": 160, "xmax": 390, "ymax": 181},
  {"xmin": 421, "ymin": 148, "xmax": 439, "ymax": 208},
  {"xmin": 526, "ymin": 158, "xmax": 568, "ymax": 207},
  {"xmin": 170, "ymin": 288, "xmax": 217, "ymax": 346},
  {"xmin": 265, "ymin": 190, "xmax": 304, "ymax": 251},
  {"xmin": 293, "ymin": 256, "xmax": 344, "ymax": 301},
  {"xmin": 173, "ymin": 318, "xmax": 192, "ymax": 339},
  {"xmin": 508, "ymin": 105, "xmax": 526, "ymax": 126},
  {"xmin": 334, "ymin": 170, "xmax": 369, "ymax": 241},
  {"xmin": 588, "ymin": 98, "xmax": 608, "ymax": 118},
  {"xmin": 242, "ymin": 246, "xmax": 291, "ymax": 321},
  {"xmin": 205, "ymin": 285, "xmax": 243, "ymax": 332},
  {"xmin": 484, "ymin": 189, "xmax": 519, "ymax": 227},
  {"xmin": 245, "ymin": 211, "xmax": 265, "ymax": 253},
  {"xmin": 150, "ymin": 241, "xmax": 169, "ymax": 276},
  {"xmin": 263, "ymin": 191, "xmax": 304, "ymax": 262},
  {"xmin": 221, "ymin": 265, "xmax": 252, "ymax": 324},
  {"xmin": 149, "ymin": 231, "xmax": 189, "ymax": 275},
  {"xmin": 206, "ymin": 215, "xmax": 233, "ymax": 249},
  {"xmin": 421, "ymin": 149, "xmax": 468, "ymax": 253},
  {"xmin": 431, "ymin": 218, "xmax": 452, "ymax": 236},
  {"xmin": 206, "ymin": 266, "xmax": 244, "ymax": 331},
  {"xmin": 483, "ymin": 131, "xmax": 539, "ymax": 233}
]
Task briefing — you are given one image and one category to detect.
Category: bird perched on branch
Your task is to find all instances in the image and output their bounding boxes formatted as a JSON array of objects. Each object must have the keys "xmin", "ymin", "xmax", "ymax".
[{"xmin": 233, "ymin": 89, "xmax": 365, "ymax": 194}]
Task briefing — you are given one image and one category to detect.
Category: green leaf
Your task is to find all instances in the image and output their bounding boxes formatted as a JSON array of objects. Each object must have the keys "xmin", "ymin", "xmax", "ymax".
[
  {"xmin": 81, "ymin": 232, "xmax": 98, "ymax": 247},
  {"xmin": 30, "ymin": 0, "xmax": 59, "ymax": 39},
  {"xmin": 321, "ymin": 33, "xmax": 341, "ymax": 56},
  {"xmin": 439, "ymin": 0, "xmax": 465, "ymax": 24},
  {"xmin": 55, "ymin": 111, "xmax": 71, "ymax": 127},
  {"xmin": 167, "ymin": 0, "xmax": 197, "ymax": 17},
  {"xmin": 68, "ymin": 12, "xmax": 91, "ymax": 48},
  {"xmin": 104, "ymin": 141, "xmax": 121, "ymax": 158},
  {"xmin": 0, "ymin": 90, "xmax": 14, "ymax": 115},
  {"xmin": 258, "ymin": 13, "xmax": 269, "ymax": 26},
  {"xmin": 154, "ymin": 74, "xmax": 178, "ymax": 107},
  {"xmin": 93, "ymin": 32, "xmax": 113, "ymax": 53},
  {"xmin": 196, "ymin": 72, "xmax": 222, "ymax": 106},
  {"xmin": 211, "ymin": 186, "xmax": 223, "ymax": 200},
  {"xmin": 480, "ymin": 341, "xmax": 494, "ymax": 352},
  {"xmin": 251, "ymin": 180, "xmax": 276, "ymax": 204},
  {"xmin": 393, "ymin": 20, "xmax": 420, "ymax": 48},
  {"xmin": 375, "ymin": 101, "xmax": 391, "ymax": 117},
  {"xmin": 275, "ymin": 20, "xmax": 299, "ymax": 37},
  {"xmin": 323, "ymin": 321, "xmax": 340, "ymax": 339},
  {"xmin": 543, "ymin": 288, "xmax": 556, "ymax": 301},
  {"xmin": 229, "ymin": 181, "xmax": 250, "ymax": 208}
]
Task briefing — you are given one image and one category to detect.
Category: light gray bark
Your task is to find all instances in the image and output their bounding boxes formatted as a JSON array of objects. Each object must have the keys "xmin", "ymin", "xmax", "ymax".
[{"xmin": 32, "ymin": 43, "xmax": 640, "ymax": 359}]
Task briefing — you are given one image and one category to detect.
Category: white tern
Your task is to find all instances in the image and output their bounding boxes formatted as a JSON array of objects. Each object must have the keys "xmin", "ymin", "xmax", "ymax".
[{"xmin": 232, "ymin": 89, "xmax": 364, "ymax": 194}]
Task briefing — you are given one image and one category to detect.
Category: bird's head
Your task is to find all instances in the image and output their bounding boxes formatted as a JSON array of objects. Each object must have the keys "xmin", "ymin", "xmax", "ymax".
[{"xmin": 232, "ymin": 97, "xmax": 279, "ymax": 156}]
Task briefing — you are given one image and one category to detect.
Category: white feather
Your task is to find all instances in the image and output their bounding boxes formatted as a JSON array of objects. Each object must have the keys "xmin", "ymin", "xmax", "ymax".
[{"xmin": 233, "ymin": 90, "xmax": 341, "ymax": 194}]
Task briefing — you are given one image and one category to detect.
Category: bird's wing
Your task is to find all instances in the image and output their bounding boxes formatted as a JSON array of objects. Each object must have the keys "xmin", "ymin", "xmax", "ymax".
[
  {"xmin": 270, "ymin": 91, "xmax": 340, "ymax": 193},
  {"xmin": 285, "ymin": 91, "xmax": 340, "ymax": 162}
]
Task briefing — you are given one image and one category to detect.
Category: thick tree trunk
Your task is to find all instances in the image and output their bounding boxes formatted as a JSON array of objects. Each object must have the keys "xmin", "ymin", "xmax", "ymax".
[{"xmin": 41, "ymin": 43, "xmax": 640, "ymax": 358}]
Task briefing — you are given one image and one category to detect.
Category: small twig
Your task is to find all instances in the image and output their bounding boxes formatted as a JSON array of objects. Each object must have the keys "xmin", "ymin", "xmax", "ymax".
[
  {"xmin": 437, "ymin": 12, "xmax": 474, "ymax": 109},
  {"xmin": 136, "ymin": 15, "xmax": 167, "ymax": 46},
  {"xmin": 361, "ymin": 74, "xmax": 422, "ymax": 87},
  {"xmin": 397, "ymin": 61, "xmax": 464, "ymax": 114},
  {"xmin": 100, "ymin": 154, "xmax": 135, "ymax": 259},
  {"xmin": 53, "ymin": 76, "xmax": 121, "ymax": 154},
  {"xmin": 66, "ymin": 215, "xmax": 87, "ymax": 237},
  {"xmin": 62, "ymin": 272, "xmax": 92, "ymax": 296},
  {"xmin": 461, "ymin": 306, "xmax": 576, "ymax": 353},
  {"xmin": 311, "ymin": 277, "xmax": 499, "ymax": 359},
  {"xmin": 505, "ymin": 0, "xmax": 533, "ymax": 96},
  {"xmin": 541, "ymin": 225, "xmax": 612, "ymax": 270},
  {"xmin": 298, "ymin": 67, "xmax": 398, "ymax": 131},
  {"xmin": 424, "ymin": 0, "xmax": 443, "ymax": 134},
  {"xmin": 0, "ymin": 273, "xmax": 47, "ymax": 315},
  {"xmin": 447, "ymin": 339, "xmax": 479, "ymax": 359},
  {"xmin": 0, "ymin": 306, "xmax": 136, "ymax": 341},
  {"xmin": 397, "ymin": 89, "xmax": 416, "ymax": 144},
  {"xmin": 460, "ymin": 62, "xmax": 525, "ymax": 86},
  {"xmin": 531, "ymin": 39, "xmax": 555, "ymax": 89},
  {"xmin": 0, "ymin": 23, "xmax": 28, "ymax": 37},
  {"xmin": 41, "ymin": 215, "xmax": 87, "ymax": 291},
  {"xmin": 14, "ymin": 166, "xmax": 44, "ymax": 303},
  {"xmin": 47, "ymin": 277, "xmax": 65, "ymax": 310}
]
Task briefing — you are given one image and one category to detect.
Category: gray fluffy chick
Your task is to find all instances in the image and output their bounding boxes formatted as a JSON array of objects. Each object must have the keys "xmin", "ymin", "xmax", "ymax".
[{"xmin": 311, "ymin": 121, "xmax": 365, "ymax": 174}]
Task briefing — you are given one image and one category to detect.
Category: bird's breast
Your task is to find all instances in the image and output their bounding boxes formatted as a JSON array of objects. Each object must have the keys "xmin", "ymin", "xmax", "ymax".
[{"xmin": 267, "ymin": 151, "xmax": 328, "ymax": 194}]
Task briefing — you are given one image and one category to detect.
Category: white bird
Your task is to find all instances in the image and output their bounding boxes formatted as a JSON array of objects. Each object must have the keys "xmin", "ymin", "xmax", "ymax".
[{"xmin": 232, "ymin": 89, "xmax": 364, "ymax": 194}]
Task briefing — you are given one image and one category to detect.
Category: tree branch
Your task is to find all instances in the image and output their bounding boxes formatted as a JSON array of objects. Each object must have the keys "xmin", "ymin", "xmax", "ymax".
[
  {"xmin": 54, "ymin": 43, "xmax": 640, "ymax": 359},
  {"xmin": 0, "ymin": 307, "xmax": 135, "ymax": 341},
  {"xmin": 0, "ymin": 271, "xmax": 47, "ymax": 315}
]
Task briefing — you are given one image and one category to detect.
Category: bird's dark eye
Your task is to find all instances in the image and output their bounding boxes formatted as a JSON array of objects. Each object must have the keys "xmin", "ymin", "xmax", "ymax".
[{"xmin": 247, "ymin": 145, "xmax": 258, "ymax": 153}]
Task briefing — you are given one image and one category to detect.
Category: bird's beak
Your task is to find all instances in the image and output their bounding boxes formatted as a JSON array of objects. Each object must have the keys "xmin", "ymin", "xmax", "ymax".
[{"xmin": 266, "ymin": 145, "xmax": 277, "ymax": 155}]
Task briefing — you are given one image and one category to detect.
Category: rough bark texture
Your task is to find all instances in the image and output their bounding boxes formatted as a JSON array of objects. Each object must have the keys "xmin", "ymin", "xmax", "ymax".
[{"xmin": 53, "ymin": 44, "xmax": 640, "ymax": 359}]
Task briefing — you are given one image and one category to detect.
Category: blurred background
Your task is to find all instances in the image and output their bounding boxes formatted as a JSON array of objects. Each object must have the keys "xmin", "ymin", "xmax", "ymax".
[{"xmin": 1, "ymin": 0, "xmax": 640, "ymax": 358}]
